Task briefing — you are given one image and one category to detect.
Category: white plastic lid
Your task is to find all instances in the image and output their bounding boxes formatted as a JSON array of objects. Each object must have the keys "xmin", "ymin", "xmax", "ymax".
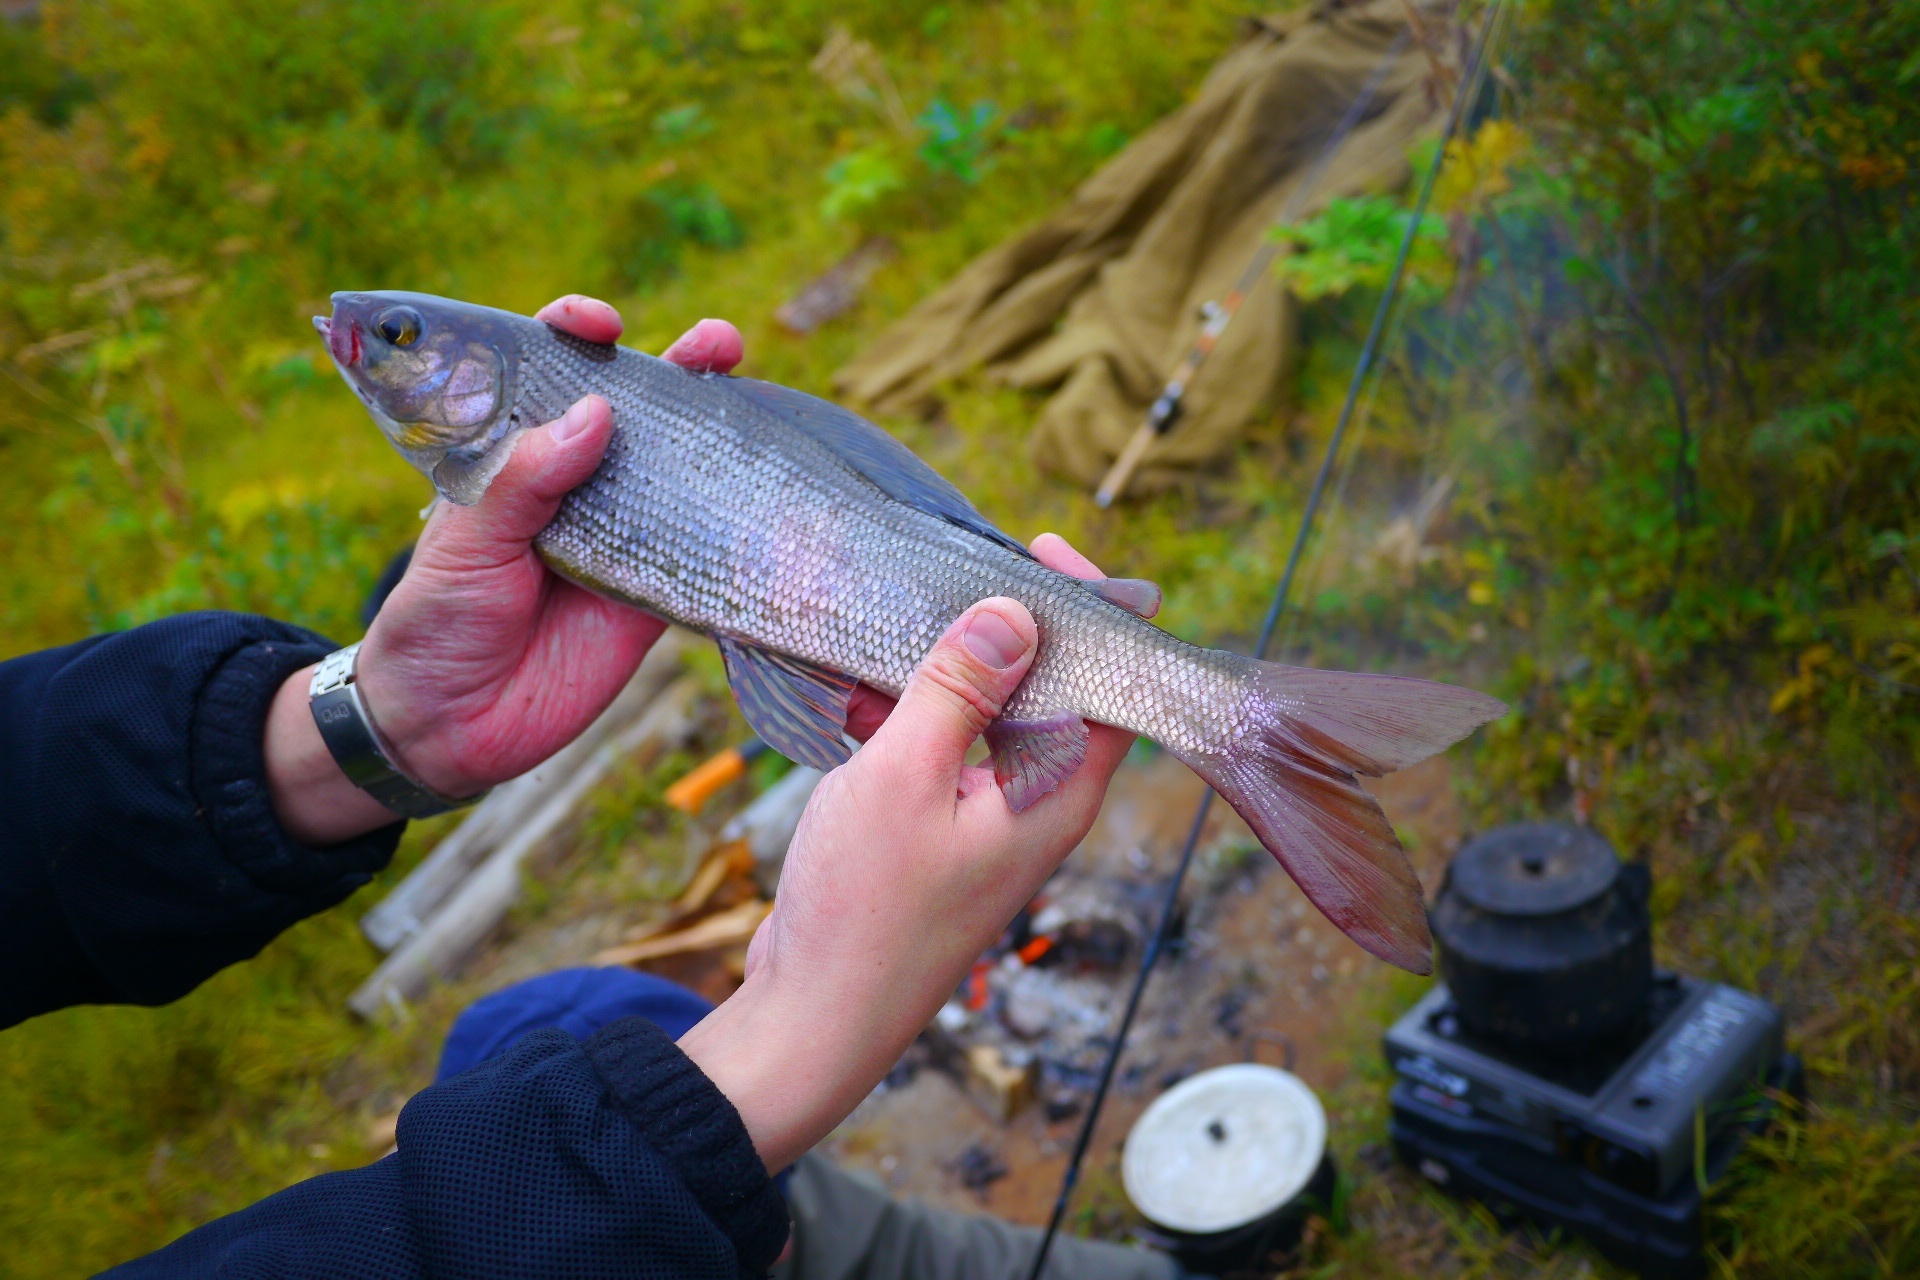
[{"xmin": 1121, "ymin": 1063, "xmax": 1328, "ymax": 1234}]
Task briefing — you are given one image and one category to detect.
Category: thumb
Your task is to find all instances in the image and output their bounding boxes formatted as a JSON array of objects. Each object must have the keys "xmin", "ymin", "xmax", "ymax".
[
  {"xmin": 423, "ymin": 395, "xmax": 613, "ymax": 569},
  {"xmin": 869, "ymin": 598, "xmax": 1038, "ymax": 787}
]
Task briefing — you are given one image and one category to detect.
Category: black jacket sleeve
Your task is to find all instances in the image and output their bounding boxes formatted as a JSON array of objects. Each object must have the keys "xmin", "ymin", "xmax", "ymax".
[
  {"xmin": 0, "ymin": 611, "xmax": 403, "ymax": 1028},
  {"xmin": 101, "ymin": 1017, "xmax": 790, "ymax": 1279},
  {"xmin": 5, "ymin": 614, "xmax": 789, "ymax": 1276}
]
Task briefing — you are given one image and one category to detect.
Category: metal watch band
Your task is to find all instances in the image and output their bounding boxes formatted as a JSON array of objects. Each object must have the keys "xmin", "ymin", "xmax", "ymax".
[{"xmin": 308, "ymin": 642, "xmax": 483, "ymax": 820}]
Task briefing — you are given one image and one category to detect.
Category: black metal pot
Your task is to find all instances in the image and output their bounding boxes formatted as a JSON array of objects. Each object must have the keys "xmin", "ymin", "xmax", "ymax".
[{"xmin": 1430, "ymin": 823, "xmax": 1653, "ymax": 1053}]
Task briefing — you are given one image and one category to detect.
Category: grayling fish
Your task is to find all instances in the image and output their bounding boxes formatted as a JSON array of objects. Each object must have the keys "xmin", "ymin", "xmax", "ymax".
[{"xmin": 316, "ymin": 291, "xmax": 1504, "ymax": 972}]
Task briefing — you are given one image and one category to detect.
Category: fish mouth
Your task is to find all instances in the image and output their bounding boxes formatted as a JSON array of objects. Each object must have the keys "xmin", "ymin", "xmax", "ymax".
[{"xmin": 312, "ymin": 312, "xmax": 361, "ymax": 367}]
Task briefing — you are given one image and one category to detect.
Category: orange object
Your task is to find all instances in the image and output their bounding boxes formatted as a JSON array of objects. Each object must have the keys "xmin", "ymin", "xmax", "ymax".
[
  {"xmin": 1017, "ymin": 935, "xmax": 1054, "ymax": 966},
  {"xmin": 665, "ymin": 742, "xmax": 761, "ymax": 814},
  {"xmin": 965, "ymin": 960, "xmax": 992, "ymax": 1012}
]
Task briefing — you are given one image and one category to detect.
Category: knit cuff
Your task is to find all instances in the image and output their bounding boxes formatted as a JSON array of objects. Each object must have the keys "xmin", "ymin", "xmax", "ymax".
[
  {"xmin": 584, "ymin": 1015, "xmax": 791, "ymax": 1275},
  {"xmin": 190, "ymin": 636, "xmax": 403, "ymax": 896}
]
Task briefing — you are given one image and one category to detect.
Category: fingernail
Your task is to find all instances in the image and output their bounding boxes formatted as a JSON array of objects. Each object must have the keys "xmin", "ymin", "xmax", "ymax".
[
  {"xmin": 962, "ymin": 610, "xmax": 1028, "ymax": 670},
  {"xmin": 549, "ymin": 397, "xmax": 593, "ymax": 443}
]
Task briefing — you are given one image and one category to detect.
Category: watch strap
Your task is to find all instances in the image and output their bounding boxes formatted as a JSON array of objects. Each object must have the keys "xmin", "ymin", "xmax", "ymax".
[{"xmin": 309, "ymin": 642, "xmax": 483, "ymax": 820}]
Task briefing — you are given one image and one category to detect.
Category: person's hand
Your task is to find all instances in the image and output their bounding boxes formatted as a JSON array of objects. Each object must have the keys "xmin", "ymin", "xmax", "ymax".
[
  {"xmin": 343, "ymin": 298, "xmax": 744, "ymax": 796},
  {"xmin": 677, "ymin": 536, "xmax": 1131, "ymax": 1172},
  {"xmin": 262, "ymin": 285, "xmax": 1109, "ymax": 848},
  {"xmin": 264, "ymin": 296, "xmax": 745, "ymax": 844}
]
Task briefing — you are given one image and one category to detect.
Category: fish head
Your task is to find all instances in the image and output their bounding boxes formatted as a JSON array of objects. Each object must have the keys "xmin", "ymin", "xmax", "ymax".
[{"xmin": 315, "ymin": 290, "xmax": 528, "ymax": 505}]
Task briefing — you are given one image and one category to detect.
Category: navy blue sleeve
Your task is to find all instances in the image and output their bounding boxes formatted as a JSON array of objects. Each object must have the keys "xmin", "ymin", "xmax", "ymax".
[
  {"xmin": 102, "ymin": 1017, "xmax": 790, "ymax": 1279},
  {"xmin": 3, "ymin": 617, "xmax": 788, "ymax": 1276},
  {"xmin": 0, "ymin": 612, "xmax": 404, "ymax": 1028}
]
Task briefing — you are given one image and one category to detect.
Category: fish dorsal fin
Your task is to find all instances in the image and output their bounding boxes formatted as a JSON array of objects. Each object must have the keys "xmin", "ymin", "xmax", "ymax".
[
  {"xmin": 716, "ymin": 637, "xmax": 858, "ymax": 774},
  {"xmin": 721, "ymin": 376, "xmax": 1034, "ymax": 560}
]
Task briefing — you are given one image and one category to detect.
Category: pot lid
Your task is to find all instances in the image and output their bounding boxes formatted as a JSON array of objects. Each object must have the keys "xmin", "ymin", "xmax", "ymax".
[
  {"xmin": 1122, "ymin": 1064, "xmax": 1327, "ymax": 1234},
  {"xmin": 1450, "ymin": 823, "xmax": 1620, "ymax": 917}
]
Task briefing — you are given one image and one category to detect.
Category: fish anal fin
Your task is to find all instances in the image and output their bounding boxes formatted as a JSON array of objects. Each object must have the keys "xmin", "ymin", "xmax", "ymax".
[
  {"xmin": 984, "ymin": 713, "xmax": 1090, "ymax": 813},
  {"xmin": 1089, "ymin": 576, "xmax": 1161, "ymax": 619},
  {"xmin": 717, "ymin": 638, "xmax": 857, "ymax": 774},
  {"xmin": 721, "ymin": 375, "xmax": 1035, "ymax": 560}
]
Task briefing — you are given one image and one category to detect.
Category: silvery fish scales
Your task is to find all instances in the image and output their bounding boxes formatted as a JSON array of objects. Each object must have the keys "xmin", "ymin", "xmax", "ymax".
[{"xmin": 318, "ymin": 291, "xmax": 1505, "ymax": 972}]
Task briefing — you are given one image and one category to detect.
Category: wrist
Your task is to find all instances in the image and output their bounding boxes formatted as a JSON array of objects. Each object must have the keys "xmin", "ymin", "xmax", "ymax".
[
  {"xmin": 341, "ymin": 639, "xmax": 468, "ymax": 797},
  {"xmin": 307, "ymin": 642, "xmax": 487, "ymax": 817},
  {"xmin": 677, "ymin": 959, "xmax": 940, "ymax": 1172},
  {"xmin": 265, "ymin": 664, "xmax": 411, "ymax": 845}
]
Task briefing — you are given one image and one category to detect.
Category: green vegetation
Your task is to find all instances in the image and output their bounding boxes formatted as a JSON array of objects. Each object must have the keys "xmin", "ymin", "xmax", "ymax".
[{"xmin": 1, "ymin": 0, "xmax": 1914, "ymax": 1275}]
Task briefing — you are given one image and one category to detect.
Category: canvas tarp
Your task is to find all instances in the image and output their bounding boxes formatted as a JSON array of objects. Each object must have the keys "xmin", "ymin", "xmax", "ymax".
[{"xmin": 833, "ymin": 0, "xmax": 1453, "ymax": 494}]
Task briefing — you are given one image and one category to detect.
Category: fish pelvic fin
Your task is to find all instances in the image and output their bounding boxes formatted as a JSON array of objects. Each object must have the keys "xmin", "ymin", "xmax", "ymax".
[
  {"xmin": 985, "ymin": 713, "xmax": 1090, "ymax": 812},
  {"xmin": 1181, "ymin": 663, "xmax": 1506, "ymax": 974}
]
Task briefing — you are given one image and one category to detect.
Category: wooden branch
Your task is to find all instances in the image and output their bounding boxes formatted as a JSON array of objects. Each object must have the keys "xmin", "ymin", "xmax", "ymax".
[
  {"xmin": 674, "ymin": 839, "xmax": 757, "ymax": 918},
  {"xmin": 347, "ymin": 675, "xmax": 702, "ymax": 1020},
  {"xmin": 593, "ymin": 899, "xmax": 772, "ymax": 968},
  {"xmin": 719, "ymin": 763, "xmax": 825, "ymax": 890},
  {"xmin": 359, "ymin": 631, "xmax": 691, "ymax": 953}
]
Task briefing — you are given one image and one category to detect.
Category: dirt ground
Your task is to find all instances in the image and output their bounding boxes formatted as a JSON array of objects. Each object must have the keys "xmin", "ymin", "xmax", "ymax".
[{"xmin": 814, "ymin": 750, "xmax": 1466, "ymax": 1228}]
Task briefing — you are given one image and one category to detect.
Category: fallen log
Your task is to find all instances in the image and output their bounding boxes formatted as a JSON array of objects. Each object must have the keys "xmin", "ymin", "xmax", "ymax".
[
  {"xmin": 775, "ymin": 237, "xmax": 896, "ymax": 335},
  {"xmin": 720, "ymin": 762, "xmax": 825, "ymax": 893},
  {"xmin": 348, "ymin": 675, "xmax": 702, "ymax": 1020},
  {"xmin": 359, "ymin": 631, "xmax": 693, "ymax": 953}
]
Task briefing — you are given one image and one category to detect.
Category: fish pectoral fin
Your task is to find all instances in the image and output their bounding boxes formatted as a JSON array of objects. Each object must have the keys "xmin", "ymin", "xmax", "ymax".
[
  {"xmin": 430, "ymin": 425, "xmax": 529, "ymax": 506},
  {"xmin": 984, "ymin": 713, "xmax": 1090, "ymax": 813},
  {"xmin": 1088, "ymin": 576, "xmax": 1162, "ymax": 619},
  {"xmin": 717, "ymin": 638, "xmax": 858, "ymax": 774}
]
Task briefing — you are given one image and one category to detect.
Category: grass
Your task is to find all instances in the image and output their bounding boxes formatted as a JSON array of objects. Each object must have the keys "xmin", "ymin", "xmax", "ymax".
[{"xmin": 2, "ymin": 0, "xmax": 1917, "ymax": 1274}]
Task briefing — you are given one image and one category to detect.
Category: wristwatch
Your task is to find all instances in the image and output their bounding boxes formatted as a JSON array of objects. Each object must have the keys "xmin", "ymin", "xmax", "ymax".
[{"xmin": 308, "ymin": 642, "xmax": 485, "ymax": 819}]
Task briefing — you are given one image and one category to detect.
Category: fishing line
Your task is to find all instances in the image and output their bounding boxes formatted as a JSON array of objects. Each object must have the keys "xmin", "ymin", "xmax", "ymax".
[{"xmin": 1023, "ymin": 6, "xmax": 1505, "ymax": 1275}]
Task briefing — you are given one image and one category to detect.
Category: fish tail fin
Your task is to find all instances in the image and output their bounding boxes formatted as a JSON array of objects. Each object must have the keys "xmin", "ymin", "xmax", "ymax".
[{"xmin": 1176, "ymin": 660, "xmax": 1506, "ymax": 974}]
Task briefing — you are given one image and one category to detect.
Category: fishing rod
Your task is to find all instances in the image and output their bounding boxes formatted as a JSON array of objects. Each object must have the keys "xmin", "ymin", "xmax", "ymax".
[
  {"xmin": 1024, "ymin": 4, "xmax": 1505, "ymax": 1275},
  {"xmin": 1093, "ymin": 25, "xmax": 1411, "ymax": 508}
]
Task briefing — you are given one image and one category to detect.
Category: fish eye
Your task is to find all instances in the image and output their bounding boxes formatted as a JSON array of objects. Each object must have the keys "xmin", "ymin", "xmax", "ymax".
[{"xmin": 376, "ymin": 307, "xmax": 423, "ymax": 347}]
